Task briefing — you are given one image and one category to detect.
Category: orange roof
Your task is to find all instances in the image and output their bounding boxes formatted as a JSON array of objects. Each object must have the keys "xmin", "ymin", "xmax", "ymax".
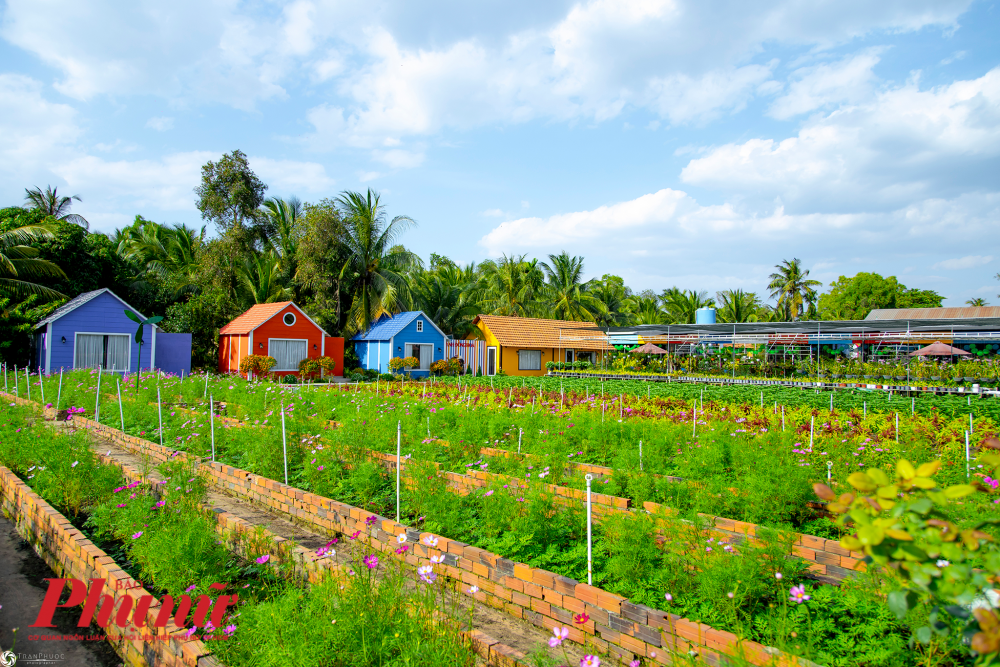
[
  {"xmin": 219, "ymin": 302, "xmax": 293, "ymax": 335},
  {"xmin": 473, "ymin": 314, "xmax": 612, "ymax": 350}
]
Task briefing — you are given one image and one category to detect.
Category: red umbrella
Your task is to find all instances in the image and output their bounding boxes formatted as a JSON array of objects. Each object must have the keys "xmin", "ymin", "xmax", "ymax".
[
  {"xmin": 630, "ymin": 342, "xmax": 668, "ymax": 354},
  {"xmin": 907, "ymin": 341, "xmax": 970, "ymax": 356}
]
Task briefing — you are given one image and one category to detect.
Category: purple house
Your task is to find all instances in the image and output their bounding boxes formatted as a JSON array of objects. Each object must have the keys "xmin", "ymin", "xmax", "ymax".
[{"xmin": 33, "ymin": 288, "xmax": 191, "ymax": 376}]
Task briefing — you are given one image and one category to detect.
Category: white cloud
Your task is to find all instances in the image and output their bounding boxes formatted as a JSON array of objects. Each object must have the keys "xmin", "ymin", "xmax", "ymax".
[
  {"xmin": 681, "ymin": 67, "xmax": 1000, "ymax": 211},
  {"xmin": 0, "ymin": 74, "xmax": 79, "ymax": 169},
  {"xmin": 933, "ymin": 255, "xmax": 993, "ymax": 270},
  {"xmin": 250, "ymin": 157, "xmax": 336, "ymax": 194},
  {"xmin": 146, "ymin": 116, "xmax": 174, "ymax": 131},
  {"xmin": 767, "ymin": 50, "xmax": 883, "ymax": 119},
  {"xmin": 481, "ymin": 208, "xmax": 504, "ymax": 217}
]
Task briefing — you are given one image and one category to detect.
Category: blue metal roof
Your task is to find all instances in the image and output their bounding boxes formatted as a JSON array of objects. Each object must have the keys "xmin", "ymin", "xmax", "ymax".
[{"xmin": 353, "ymin": 311, "xmax": 432, "ymax": 341}]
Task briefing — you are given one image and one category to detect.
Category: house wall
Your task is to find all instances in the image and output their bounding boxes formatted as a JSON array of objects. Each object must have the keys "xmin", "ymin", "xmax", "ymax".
[
  {"xmin": 47, "ymin": 291, "xmax": 155, "ymax": 374},
  {"xmin": 219, "ymin": 333, "xmax": 249, "ymax": 374},
  {"xmin": 155, "ymin": 333, "xmax": 192, "ymax": 377},
  {"xmin": 356, "ymin": 340, "xmax": 392, "ymax": 373},
  {"xmin": 256, "ymin": 304, "xmax": 324, "ymax": 377},
  {"xmin": 323, "ymin": 336, "xmax": 344, "ymax": 376},
  {"xmin": 474, "ymin": 320, "xmax": 604, "ymax": 377},
  {"xmin": 391, "ymin": 318, "xmax": 445, "ymax": 378}
]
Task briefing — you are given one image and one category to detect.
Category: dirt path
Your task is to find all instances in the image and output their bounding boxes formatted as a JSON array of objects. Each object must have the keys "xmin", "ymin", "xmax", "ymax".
[
  {"xmin": 0, "ymin": 513, "xmax": 123, "ymax": 667},
  {"xmin": 85, "ymin": 434, "xmax": 590, "ymax": 666}
]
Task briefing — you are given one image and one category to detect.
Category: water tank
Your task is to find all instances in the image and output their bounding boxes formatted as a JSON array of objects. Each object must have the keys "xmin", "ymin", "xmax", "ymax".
[{"xmin": 695, "ymin": 307, "xmax": 716, "ymax": 324}]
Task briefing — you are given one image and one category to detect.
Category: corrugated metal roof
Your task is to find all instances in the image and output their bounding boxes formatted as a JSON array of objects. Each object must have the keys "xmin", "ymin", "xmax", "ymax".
[
  {"xmin": 34, "ymin": 288, "xmax": 149, "ymax": 329},
  {"xmin": 474, "ymin": 314, "xmax": 613, "ymax": 350},
  {"xmin": 219, "ymin": 302, "xmax": 292, "ymax": 335},
  {"xmin": 604, "ymin": 317, "xmax": 1000, "ymax": 338},
  {"xmin": 866, "ymin": 307, "xmax": 1000, "ymax": 320},
  {"xmin": 352, "ymin": 311, "xmax": 445, "ymax": 341}
]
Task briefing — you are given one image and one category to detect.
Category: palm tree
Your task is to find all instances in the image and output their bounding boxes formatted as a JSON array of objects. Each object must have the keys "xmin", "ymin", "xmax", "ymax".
[
  {"xmin": 236, "ymin": 249, "xmax": 290, "ymax": 305},
  {"xmin": 411, "ymin": 262, "xmax": 479, "ymax": 337},
  {"xmin": 0, "ymin": 221, "xmax": 67, "ymax": 300},
  {"xmin": 661, "ymin": 287, "xmax": 714, "ymax": 324},
  {"xmin": 540, "ymin": 251, "xmax": 606, "ymax": 321},
  {"xmin": 116, "ymin": 218, "xmax": 205, "ymax": 299},
  {"xmin": 967, "ymin": 298, "xmax": 989, "ymax": 307},
  {"xmin": 767, "ymin": 259, "xmax": 821, "ymax": 321},
  {"xmin": 716, "ymin": 289, "xmax": 763, "ymax": 323},
  {"xmin": 473, "ymin": 254, "xmax": 545, "ymax": 317},
  {"xmin": 336, "ymin": 189, "xmax": 421, "ymax": 335},
  {"xmin": 590, "ymin": 275, "xmax": 630, "ymax": 327},
  {"xmin": 624, "ymin": 294, "xmax": 667, "ymax": 325},
  {"xmin": 24, "ymin": 186, "xmax": 89, "ymax": 229},
  {"xmin": 261, "ymin": 197, "xmax": 301, "ymax": 267}
]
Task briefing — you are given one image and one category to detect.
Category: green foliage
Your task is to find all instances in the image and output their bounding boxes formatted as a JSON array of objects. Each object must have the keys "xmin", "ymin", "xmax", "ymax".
[
  {"xmin": 0, "ymin": 294, "xmax": 63, "ymax": 365},
  {"xmin": 818, "ymin": 272, "xmax": 944, "ymax": 320},
  {"xmin": 194, "ymin": 149, "xmax": 268, "ymax": 238},
  {"xmin": 161, "ymin": 286, "xmax": 243, "ymax": 369}
]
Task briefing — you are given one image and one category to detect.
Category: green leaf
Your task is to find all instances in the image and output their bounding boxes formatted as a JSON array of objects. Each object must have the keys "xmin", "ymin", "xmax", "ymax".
[
  {"xmin": 915, "ymin": 626, "xmax": 933, "ymax": 645},
  {"xmin": 124, "ymin": 309, "xmax": 142, "ymax": 324},
  {"xmin": 945, "ymin": 605, "xmax": 971, "ymax": 620},
  {"xmin": 888, "ymin": 590, "xmax": 913, "ymax": 619},
  {"xmin": 146, "ymin": 315, "xmax": 164, "ymax": 325},
  {"xmin": 944, "ymin": 485, "xmax": 976, "ymax": 499}
]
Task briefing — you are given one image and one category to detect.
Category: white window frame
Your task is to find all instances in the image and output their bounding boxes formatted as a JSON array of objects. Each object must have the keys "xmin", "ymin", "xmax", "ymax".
[
  {"xmin": 486, "ymin": 346, "xmax": 497, "ymax": 376},
  {"xmin": 282, "ymin": 312, "xmax": 297, "ymax": 326},
  {"xmin": 565, "ymin": 349, "xmax": 574, "ymax": 363},
  {"xmin": 268, "ymin": 338, "xmax": 309, "ymax": 371},
  {"xmin": 517, "ymin": 349, "xmax": 542, "ymax": 371},
  {"xmin": 416, "ymin": 320, "xmax": 424, "ymax": 332},
  {"xmin": 73, "ymin": 332, "xmax": 132, "ymax": 372},
  {"xmin": 403, "ymin": 342, "xmax": 433, "ymax": 370}
]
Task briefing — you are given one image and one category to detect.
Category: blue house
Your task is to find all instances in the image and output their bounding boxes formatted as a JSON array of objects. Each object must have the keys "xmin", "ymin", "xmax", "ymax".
[
  {"xmin": 33, "ymin": 288, "xmax": 192, "ymax": 377},
  {"xmin": 353, "ymin": 311, "xmax": 446, "ymax": 377}
]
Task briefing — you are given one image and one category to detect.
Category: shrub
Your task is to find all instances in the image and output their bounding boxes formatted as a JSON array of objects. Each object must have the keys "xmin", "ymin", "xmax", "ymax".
[
  {"xmin": 281, "ymin": 374, "xmax": 298, "ymax": 384},
  {"xmin": 545, "ymin": 361, "xmax": 556, "ymax": 370},
  {"xmin": 240, "ymin": 354, "xmax": 277, "ymax": 376},
  {"xmin": 379, "ymin": 373, "xmax": 396, "ymax": 381},
  {"xmin": 298, "ymin": 355, "xmax": 337, "ymax": 379},
  {"xmin": 349, "ymin": 371, "xmax": 365, "ymax": 382}
]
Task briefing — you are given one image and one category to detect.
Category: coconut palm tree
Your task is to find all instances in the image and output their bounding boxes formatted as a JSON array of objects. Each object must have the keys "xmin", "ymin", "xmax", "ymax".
[
  {"xmin": 540, "ymin": 251, "xmax": 606, "ymax": 321},
  {"xmin": 336, "ymin": 189, "xmax": 421, "ymax": 335},
  {"xmin": 23, "ymin": 185, "xmax": 89, "ymax": 229},
  {"xmin": 473, "ymin": 254, "xmax": 545, "ymax": 317},
  {"xmin": 411, "ymin": 262, "xmax": 479, "ymax": 338},
  {"xmin": 624, "ymin": 294, "xmax": 667, "ymax": 325},
  {"xmin": 661, "ymin": 287, "xmax": 714, "ymax": 324},
  {"xmin": 0, "ymin": 221, "xmax": 67, "ymax": 300},
  {"xmin": 767, "ymin": 258, "xmax": 821, "ymax": 321},
  {"xmin": 716, "ymin": 289, "xmax": 763, "ymax": 323},
  {"xmin": 261, "ymin": 197, "xmax": 301, "ymax": 268},
  {"xmin": 236, "ymin": 249, "xmax": 290, "ymax": 305},
  {"xmin": 116, "ymin": 218, "xmax": 205, "ymax": 299},
  {"xmin": 590, "ymin": 275, "xmax": 630, "ymax": 327},
  {"xmin": 967, "ymin": 298, "xmax": 989, "ymax": 307}
]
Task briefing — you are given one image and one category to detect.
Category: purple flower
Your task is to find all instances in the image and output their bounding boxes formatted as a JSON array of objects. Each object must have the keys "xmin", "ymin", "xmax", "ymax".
[
  {"xmin": 789, "ymin": 584, "xmax": 811, "ymax": 604},
  {"xmin": 256, "ymin": 554, "xmax": 270, "ymax": 564},
  {"xmin": 131, "ymin": 531, "xmax": 143, "ymax": 539},
  {"xmin": 417, "ymin": 565, "xmax": 437, "ymax": 584},
  {"xmin": 363, "ymin": 554, "xmax": 379, "ymax": 569}
]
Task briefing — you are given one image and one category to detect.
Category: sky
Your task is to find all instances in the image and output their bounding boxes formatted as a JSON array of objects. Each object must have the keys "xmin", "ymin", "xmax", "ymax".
[{"xmin": 1, "ymin": 0, "xmax": 999, "ymax": 306}]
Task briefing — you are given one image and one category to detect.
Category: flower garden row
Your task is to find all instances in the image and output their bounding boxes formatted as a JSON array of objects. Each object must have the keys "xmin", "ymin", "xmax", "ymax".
[
  {"xmin": 0, "ymin": 395, "xmax": 495, "ymax": 667},
  {"xmin": 15, "ymin": 369, "xmax": 1000, "ymax": 665}
]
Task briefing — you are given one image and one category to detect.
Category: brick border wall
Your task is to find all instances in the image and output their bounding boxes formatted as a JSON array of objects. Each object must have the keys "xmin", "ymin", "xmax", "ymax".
[
  {"xmin": 0, "ymin": 463, "xmax": 213, "ymax": 667},
  {"xmin": 45, "ymin": 402, "xmax": 818, "ymax": 666}
]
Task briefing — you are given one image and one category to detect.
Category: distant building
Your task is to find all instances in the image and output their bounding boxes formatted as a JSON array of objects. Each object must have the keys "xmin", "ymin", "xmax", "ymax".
[
  {"xmin": 866, "ymin": 307, "xmax": 1000, "ymax": 320},
  {"xmin": 352, "ymin": 311, "xmax": 446, "ymax": 377},
  {"xmin": 472, "ymin": 314, "xmax": 612, "ymax": 376},
  {"xmin": 219, "ymin": 302, "xmax": 342, "ymax": 377},
  {"xmin": 33, "ymin": 288, "xmax": 191, "ymax": 376}
]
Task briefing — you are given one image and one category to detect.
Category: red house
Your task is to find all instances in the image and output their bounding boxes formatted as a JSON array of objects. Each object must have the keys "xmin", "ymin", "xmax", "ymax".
[{"xmin": 218, "ymin": 302, "xmax": 343, "ymax": 378}]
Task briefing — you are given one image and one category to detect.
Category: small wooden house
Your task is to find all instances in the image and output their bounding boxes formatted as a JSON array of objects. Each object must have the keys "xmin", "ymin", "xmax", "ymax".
[
  {"xmin": 33, "ymin": 288, "xmax": 191, "ymax": 376},
  {"xmin": 472, "ymin": 314, "xmax": 611, "ymax": 376},
  {"xmin": 352, "ymin": 311, "xmax": 446, "ymax": 377},
  {"xmin": 218, "ymin": 302, "xmax": 343, "ymax": 378}
]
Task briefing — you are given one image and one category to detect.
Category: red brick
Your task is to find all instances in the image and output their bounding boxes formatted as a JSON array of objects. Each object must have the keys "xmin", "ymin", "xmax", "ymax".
[
  {"xmin": 597, "ymin": 590, "xmax": 625, "ymax": 614},
  {"xmin": 619, "ymin": 634, "xmax": 647, "ymax": 655},
  {"xmin": 523, "ymin": 581, "xmax": 543, "ymax": 599},
  {"xmin": 513, "ymin": 563, "xmax": 533, "ymax": 582},
  {"xmin": 575, "ymin": 583, "xmax": 600, "ymax": 605}
]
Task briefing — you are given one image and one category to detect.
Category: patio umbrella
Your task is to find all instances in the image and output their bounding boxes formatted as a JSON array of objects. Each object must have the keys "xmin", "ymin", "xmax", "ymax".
[
  {"xmin": 630, "ymin": 342, "xmax": 668, "ymax": 354},
  {"xmin": 907, "ymin": 341, "xmax": 971, "ymax": 356}
]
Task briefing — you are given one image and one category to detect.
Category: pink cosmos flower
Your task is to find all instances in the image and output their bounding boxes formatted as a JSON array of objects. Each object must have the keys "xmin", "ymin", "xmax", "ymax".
[
  {"xmin": 580, "ymin": 656, "xmax": 600, "ymax": 667},
  {"xmin": 185, "ymin": 585, "xmax": 196, "ymax": 592},
  {"xmin": 363, "ymin": 554, "xmax": 379, "ymax": 569},
  {"xmin": 131, "ymin": 531, "xmax": 143, "ymax": 539},
  {"xmin": 548, "ymin": 626, "xmax": 569, "ymax": 648},
  {"xmin": 255, "ymin": 554, "xmax": 270, "ymax": 564},
  {"xmin": 421, "ymin": 535, "xmax": 439, "ymax": 547},
  {"xmin": 789, "ymin": 584, "xmax": 810, "ymax": 604}
]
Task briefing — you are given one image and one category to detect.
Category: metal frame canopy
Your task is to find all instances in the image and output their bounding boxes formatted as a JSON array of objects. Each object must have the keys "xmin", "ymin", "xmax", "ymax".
[{"xmin": 555, "ymin": 318, "xmax": 1000, "ymax": 347}]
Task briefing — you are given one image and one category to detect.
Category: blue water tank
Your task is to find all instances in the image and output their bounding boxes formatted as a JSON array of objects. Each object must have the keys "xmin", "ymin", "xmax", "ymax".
[{"xmin": 695, "ymin": 308, "xmax": 717, "ymax": 324}]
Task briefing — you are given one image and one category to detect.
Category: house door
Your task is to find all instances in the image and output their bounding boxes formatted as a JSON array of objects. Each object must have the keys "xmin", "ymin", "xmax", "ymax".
[
  {"xmin": 486, "ymin": 347, "xmax": 497, "ymax": 375},
  {"xmin": 566, "ymin": 349, "xmax": 574, "ymax": 363}
]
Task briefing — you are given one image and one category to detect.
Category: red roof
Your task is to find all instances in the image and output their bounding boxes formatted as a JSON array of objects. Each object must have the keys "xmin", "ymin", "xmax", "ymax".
[{"xmin": 219, "ymin": 302, "xmax": 294, "ymax": 335}]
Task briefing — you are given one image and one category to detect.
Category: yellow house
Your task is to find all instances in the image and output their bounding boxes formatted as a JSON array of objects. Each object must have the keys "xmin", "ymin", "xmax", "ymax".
[{"xmin": 472, "ymin": 314, "xmax": 612, "ymax": 376}]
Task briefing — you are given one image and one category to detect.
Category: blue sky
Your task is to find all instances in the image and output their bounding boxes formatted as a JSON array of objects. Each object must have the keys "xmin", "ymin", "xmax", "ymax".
[{"xmin": 2, "ymin": 0, "xmax": 999, "ymax": 305}]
